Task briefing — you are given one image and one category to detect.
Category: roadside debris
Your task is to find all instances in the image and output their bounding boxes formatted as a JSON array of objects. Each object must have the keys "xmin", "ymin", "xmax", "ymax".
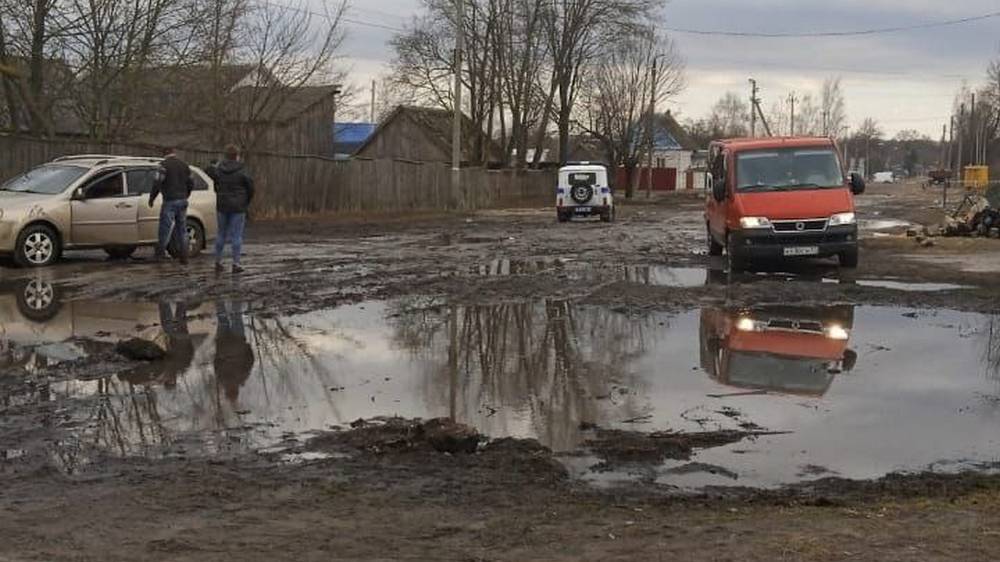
[{"xmin": 941, "ymin": 190, "xmax": 1000, "ymax": 238}]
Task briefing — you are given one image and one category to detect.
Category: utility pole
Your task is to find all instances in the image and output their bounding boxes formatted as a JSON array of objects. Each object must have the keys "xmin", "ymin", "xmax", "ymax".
[
  {"xmin": 948, "ymin": 116, "xmax": 954, "ymax": 171},
  {"xmin": 938, "ymin": 124, "xmax": 947, "ymax": 169},
  {"xmin": 748, "ymin": 78, "xmax": 772, "ymax": 137},
  {"xmin": 370, "ymin": 80, "xmax": 376, "ymax": 123},
  {"xmin": 451, "ymin": 0, "xmax": 464, "ymax": 209},
  {"xmin": 646, "ymin": 56, "xmax": 658, "ymax": 199},
  {"xmin": 788, "ymin": 92, "xmax": 797, "ymax": 136},
  {"xmin": 970, "ymin": 93, "xmax": 978, "ymax": 166},
  {"xmin": 822, "ymin": 110, "xmax": 829, "ymax": 136},
  {"xmin": 956, "ymin": 103, "xmax": 965, "ymax": 187}
]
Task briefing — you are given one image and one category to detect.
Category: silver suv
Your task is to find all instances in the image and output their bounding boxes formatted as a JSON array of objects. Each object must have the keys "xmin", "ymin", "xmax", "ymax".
[{"xmin": 0, "ymin": 155, "xmax": 218, "ymax": 267}]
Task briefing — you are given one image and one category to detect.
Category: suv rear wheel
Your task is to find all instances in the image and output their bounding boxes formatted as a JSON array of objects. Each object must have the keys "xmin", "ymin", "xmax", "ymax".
[{"xmin": 167, "ymin": 220, "xmax": 204, "ymax": 259}]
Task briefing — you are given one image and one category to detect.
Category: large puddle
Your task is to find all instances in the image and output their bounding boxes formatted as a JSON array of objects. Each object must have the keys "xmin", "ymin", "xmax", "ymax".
[{"xmin": 1, "ymin": 278, "xmax": 998, "ymax": 488}]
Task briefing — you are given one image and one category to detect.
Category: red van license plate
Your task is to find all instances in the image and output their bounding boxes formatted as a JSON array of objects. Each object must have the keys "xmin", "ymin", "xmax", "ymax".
[{"xmin": 783, "ymin": 246, "xmax": 819, "ymax": 256}]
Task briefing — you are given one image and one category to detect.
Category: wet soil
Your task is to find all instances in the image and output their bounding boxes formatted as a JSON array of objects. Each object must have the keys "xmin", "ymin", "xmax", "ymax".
[{"xmin": 2, "ymin": 181, "xmax": 1000, "ymax": 560}]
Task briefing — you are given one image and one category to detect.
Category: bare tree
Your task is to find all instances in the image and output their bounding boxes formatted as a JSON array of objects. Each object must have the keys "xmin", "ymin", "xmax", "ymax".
[
  {"xmin": 579, "ymin": 29, "xmax": 683, "ymax": 197},
  {"xmin": 821, "ymin": 77, "xmax": 846, "ymax": 136},
  {"xmin": 854, "ymin": 117, "xmax": 883, "ymax": 176},
  {"xmin": 536, "ymin": 0, "xmax": 664, "ymax": 165},
  {"xmin": 228, "ymin": 0, "xmax": 348, "ymax": 151},
  {"xmin": 62, "ymin": 0, "xmax": 190, "ymax": 139}
]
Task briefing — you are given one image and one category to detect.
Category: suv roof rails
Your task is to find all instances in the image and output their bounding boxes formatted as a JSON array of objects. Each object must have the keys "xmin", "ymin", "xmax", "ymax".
[
  {"xmin": 53, "ymin": 154, "xmax": 119, "ymax": 162},
  {"xmin": 53, "ymin": 154, "xmax": 161, "ymax": 163}
]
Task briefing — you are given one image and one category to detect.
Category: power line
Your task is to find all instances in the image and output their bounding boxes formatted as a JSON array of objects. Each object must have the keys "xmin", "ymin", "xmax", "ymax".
[
  {"xmin": 663, "ymin": 10, "xmax": 1000, "ymax": 38},
  {"xmin": 261, "ymin": 1, "xmax": 405, "ymax": 32}
]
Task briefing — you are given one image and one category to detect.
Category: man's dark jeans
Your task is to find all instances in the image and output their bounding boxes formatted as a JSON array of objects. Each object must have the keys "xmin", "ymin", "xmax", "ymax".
[{"xmin": 158, "ymin": 199, "xmax": 188, "ymax": 257}]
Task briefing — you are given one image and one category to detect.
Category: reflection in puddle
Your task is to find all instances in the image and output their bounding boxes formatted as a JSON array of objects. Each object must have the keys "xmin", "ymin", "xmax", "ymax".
[
  {"xmin": 855, "ymin": 280, "xmax": 969, "ymax": 292},
  {"xmin": 860, "ymin": 218, "xmax": 912, "ymax": 231},
  {"xmin": 700, "ymin": 305, "xmax": 856, "ymax": 397},
  {"xmin": 623, "ymin": 266, "xmax": 706, "ymax": 287},
  {"xmin": 2, "ymin": 279, "xmax": 999, "ymax": 488}
]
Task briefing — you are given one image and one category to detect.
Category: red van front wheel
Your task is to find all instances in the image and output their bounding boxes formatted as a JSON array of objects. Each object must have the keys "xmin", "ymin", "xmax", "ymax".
[
  {"xmin": 839, "ymin": 248, "xmax": 859, "ymax": 268},
  {"xmin": 726, "ymin": 233, "xmax": 748, "ymax": 272}
]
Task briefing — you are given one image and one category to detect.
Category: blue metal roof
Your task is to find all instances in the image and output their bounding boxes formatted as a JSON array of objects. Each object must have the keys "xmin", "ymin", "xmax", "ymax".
[
  {"xmin": 333, "ymin": 122, "xmax": 376, "ymax": 144},
  {"xmin": 652, "ymin": 129, "xmax": 684, "ymax": 151}
]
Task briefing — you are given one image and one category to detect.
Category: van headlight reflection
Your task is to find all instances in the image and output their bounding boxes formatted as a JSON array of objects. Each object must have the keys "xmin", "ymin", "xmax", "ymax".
[{"xmin": 736, "ymin": 317, "xmax": 760, "ymax": 332}]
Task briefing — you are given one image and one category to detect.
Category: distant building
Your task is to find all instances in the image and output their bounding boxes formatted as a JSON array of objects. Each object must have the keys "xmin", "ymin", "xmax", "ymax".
[
  {"xmin": 127, "ymin": 64, "xmax": 342, "ymax": 155},
  {"xmin": 354, "ymin": 105, "xmax": 500, "ymax": 164},
  {"xmin": 333, "ymin": 122, "xmax": 376, "ymax": 158},
  {"xmin": 626, "ymin": 111, "xmax": 699, "ymax": 191}
]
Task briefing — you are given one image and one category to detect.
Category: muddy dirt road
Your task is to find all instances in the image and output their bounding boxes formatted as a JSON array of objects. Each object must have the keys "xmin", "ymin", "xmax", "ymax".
[{"xmin": 1, "ymin": 182, "xmax": 998, "ymax": 561}]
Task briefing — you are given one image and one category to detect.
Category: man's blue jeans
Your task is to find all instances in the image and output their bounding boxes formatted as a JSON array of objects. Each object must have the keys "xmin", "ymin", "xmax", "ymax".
[
  {"xmin": 158, "ymin": 199, "xmax": 188, "ymax": 256},
  {"xmin": 215, "ymin": 212, "xmax": 246, "ymax": 265}
]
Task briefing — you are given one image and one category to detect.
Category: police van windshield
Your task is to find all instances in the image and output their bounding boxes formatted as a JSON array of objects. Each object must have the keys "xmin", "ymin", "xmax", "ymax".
[{"xmin": 736, "ymin": 148, "xmax": 843, "ymax": 191}]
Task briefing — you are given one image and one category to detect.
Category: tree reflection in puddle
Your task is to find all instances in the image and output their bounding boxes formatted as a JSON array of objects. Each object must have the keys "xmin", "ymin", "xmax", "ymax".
[{"xmin": 2, "ymin": 278, "xmax": 1000, "ymax": 487}]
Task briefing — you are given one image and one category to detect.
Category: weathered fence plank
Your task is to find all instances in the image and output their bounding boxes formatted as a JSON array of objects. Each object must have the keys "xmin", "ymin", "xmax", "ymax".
[{"xmin": 0, "ymin": 135, "xmax": 554, "ymax": 217}]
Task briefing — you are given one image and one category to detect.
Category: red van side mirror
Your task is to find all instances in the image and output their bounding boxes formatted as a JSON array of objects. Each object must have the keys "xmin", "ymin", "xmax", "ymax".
[{"xmin": 849, "ymin": 173, "xmax": 866, "ymax": 195}]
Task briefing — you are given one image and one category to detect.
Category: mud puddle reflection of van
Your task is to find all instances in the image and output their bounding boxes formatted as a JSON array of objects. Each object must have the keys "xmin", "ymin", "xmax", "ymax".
[{"xmin": 700, "ymin": 305, "xmax": 857, "ymax": 396}]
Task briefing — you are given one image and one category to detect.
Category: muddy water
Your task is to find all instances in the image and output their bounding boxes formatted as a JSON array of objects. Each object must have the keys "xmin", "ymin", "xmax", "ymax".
[{"xmin": 2, "ymin": 280, "xmax": 999, "ymax": 488}]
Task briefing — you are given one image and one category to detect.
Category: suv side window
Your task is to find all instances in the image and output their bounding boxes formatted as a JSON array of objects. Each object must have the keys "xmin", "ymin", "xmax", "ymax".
[
  {"xmin": 84, "ymin": 170, "xmax": 125, "ymax": 199},
  {"xmin": 191, "ymin": 170, "xmax": 209, "ymax": 191},
  {"xmin": 126, "ymin": 169, "xmax": 157, "ymax": 195}
]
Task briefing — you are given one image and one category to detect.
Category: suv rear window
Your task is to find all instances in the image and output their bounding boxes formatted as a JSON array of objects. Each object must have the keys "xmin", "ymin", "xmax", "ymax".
[{"xmin": 568, "ymin": 172, "xmax": 597, "ymax": 187}]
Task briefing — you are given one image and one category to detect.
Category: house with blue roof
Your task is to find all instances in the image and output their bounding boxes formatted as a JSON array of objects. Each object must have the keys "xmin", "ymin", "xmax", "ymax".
[
  {"xmin": 628, "ymin": 111, "xmax": 699, "ymax": 191},
  {"xmin": 333, "ymin": 122, "xmax": 376, "ymax": 158}
]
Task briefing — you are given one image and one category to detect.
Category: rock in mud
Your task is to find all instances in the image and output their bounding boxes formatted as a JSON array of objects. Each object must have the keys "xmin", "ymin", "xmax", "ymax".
[
  {"xmin": 420, "ymin": 418, "xmax": 481, "ymax": 454},
  {"xmin": 115, "ymin": 338, "xmax": 166, "ymax": 361}
]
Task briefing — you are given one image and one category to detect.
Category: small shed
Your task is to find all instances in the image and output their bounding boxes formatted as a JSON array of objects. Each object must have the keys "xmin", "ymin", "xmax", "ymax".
[{"xmin": 354, "ymin": 105, "xmax": 500, "ymax": 164}]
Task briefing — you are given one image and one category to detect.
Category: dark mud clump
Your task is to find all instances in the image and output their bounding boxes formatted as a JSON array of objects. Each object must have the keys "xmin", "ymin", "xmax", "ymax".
[
  {"xmin": 114, "ymin": 338, "xmax": 166, "ymax": 361},
  {"xmin": 309, "ymin": 417, "xmax": 483, "ymax": 455},
  {"xmin": 584, "ymin": 427, "xmax": 773, "ymax": 471}
]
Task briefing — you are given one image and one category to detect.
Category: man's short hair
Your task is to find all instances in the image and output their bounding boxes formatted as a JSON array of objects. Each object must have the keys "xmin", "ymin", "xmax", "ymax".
[{"xmin": 224, "ymin": 144, "xmax": 240, "ymax": 160}]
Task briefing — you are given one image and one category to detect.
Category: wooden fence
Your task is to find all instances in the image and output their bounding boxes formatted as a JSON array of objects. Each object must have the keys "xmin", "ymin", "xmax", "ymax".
[{"xmin": 0, "ymin": 135, "xmax": 555, "ymax": 217}]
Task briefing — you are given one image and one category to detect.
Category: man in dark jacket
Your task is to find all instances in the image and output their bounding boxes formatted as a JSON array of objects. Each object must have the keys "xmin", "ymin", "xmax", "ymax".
[
  {"xmin": 207, "ymin": 145, "xmax": 254, "ymax": 274},
  {"xmin": 149, "ymin": 147, "xmax": 194, "ymax": 264}
]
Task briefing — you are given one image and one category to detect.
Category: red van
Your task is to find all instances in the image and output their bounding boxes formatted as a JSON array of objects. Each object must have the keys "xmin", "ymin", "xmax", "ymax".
[{"xmin": 705, "ymin": 137, "xmax": 865, "ymax": 270}]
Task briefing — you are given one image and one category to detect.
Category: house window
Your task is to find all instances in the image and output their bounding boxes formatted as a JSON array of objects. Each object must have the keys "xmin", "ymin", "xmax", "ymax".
[{"xmin": 656, "ymin": 157, "xmax": 666, "ymax": 168}]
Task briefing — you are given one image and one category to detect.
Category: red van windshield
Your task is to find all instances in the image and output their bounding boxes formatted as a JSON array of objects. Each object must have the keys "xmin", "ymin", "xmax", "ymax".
[{"xmin": 736, "ymin": 148, "xmax": 843, "ymax": 191}]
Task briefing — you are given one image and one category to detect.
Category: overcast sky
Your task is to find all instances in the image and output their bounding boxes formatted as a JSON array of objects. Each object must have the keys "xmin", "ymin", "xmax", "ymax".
[{"xmin": 331, "ymin": 0, "xmax": 1000, "ymax": 138}]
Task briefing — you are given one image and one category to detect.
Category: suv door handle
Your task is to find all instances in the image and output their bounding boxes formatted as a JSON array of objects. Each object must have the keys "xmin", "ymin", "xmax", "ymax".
[{"xmin": 115, "ymin": 202, "xmax": 134, "ymax": 209}]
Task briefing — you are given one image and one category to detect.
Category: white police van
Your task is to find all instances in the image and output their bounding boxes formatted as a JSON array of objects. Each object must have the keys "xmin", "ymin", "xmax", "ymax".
[{"xmin": 555, "ymin": 162, "xmax": 613, "ymax": 222}]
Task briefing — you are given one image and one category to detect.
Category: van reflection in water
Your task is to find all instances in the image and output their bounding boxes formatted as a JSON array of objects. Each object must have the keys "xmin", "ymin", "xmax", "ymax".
[{"xmin": 699, "ymin": 305, "xmax": 858, "ymax": 396}]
